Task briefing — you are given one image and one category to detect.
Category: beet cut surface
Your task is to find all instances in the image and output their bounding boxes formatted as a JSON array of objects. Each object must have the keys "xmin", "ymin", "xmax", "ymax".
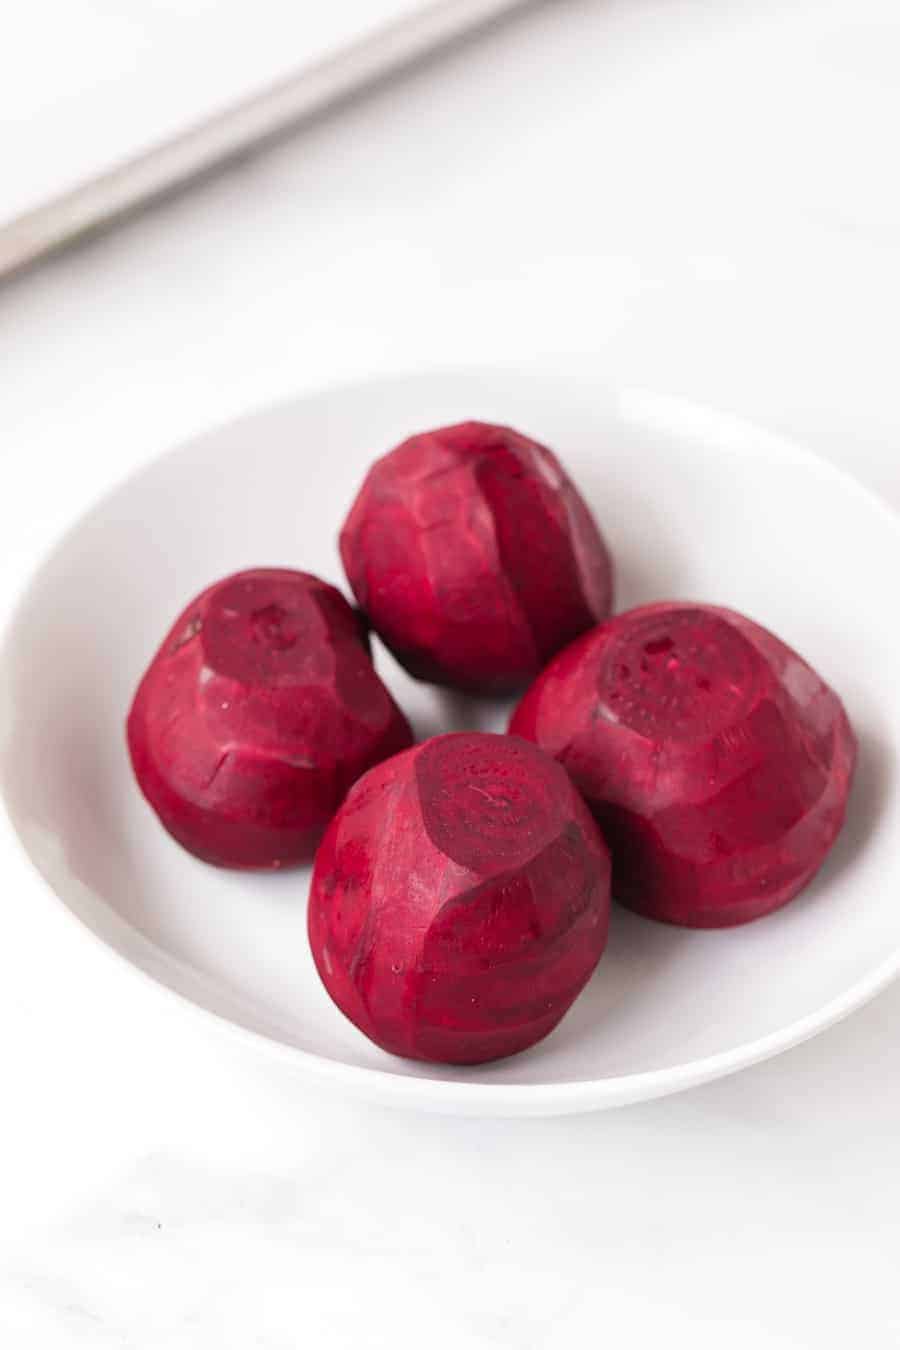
[
  {"xmin": 339, "ymin": 421, "xmax": 613, "ymax": 693},
  {"xmin": 510, "ymin": 603, "xmax": 856, "ymax": 928},
  {"xmin": 127, "ymin": 568, "xmax": 412, "ymax": 869},
  {"xmin": 308, "ymin": 732, "xmax": 612, "ymax": 1064}
]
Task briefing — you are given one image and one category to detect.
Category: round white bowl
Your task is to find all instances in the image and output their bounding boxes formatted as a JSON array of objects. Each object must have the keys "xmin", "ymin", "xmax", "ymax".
[{"xmin": 0, "ymin": 369, "xmax": 896, "ymax": 1116}]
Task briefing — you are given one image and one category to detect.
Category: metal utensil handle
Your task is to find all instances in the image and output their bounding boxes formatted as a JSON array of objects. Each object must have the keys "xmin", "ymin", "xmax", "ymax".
[{"xmin": 0, "ymin": 0, "xmax": 533, "ymax": 281}]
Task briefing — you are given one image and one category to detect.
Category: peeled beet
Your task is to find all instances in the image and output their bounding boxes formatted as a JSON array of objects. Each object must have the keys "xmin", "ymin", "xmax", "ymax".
[
  {"xmin": 510, "ymin": 603, "xmax": 856, "ymax": 928},
  {"xmin": 339, "ymin": 421, "xmax": 613, "ymax": 693},
  {"xmin": 127, "ymin": 568, "xmax": 412, "ymax": 869},
  {"xmin": 308, "ymin": 732, "xmax": 611, "ymax": 1063}
]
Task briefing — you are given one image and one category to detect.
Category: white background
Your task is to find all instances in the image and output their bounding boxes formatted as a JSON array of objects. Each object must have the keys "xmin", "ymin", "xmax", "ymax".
[{"xmin": 2, "ymin": 0, "xmax": 900, "ymax": 1345}]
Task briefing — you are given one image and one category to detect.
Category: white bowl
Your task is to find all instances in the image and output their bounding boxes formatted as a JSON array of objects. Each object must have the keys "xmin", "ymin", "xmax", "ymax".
[{"xmin": 0, "ymin": 369, "xmax": 896, "ymax": 1116}]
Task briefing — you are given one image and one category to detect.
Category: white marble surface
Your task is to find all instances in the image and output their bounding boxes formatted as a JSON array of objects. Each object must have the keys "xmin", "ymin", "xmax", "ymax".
[{"xmin": 2, "ymin": 0, "xmax": 900, "ymax": 1344}]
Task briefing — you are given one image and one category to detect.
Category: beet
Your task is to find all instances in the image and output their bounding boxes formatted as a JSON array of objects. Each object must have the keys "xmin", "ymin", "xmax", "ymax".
[
  {"xmin": 339, "ymin": 421, "xmax": 613, "ymax": 693},
  {"xmin": 510, "ymin": 603, "xmax": 856, "ymax": 928},
  {"xmin": 308, "ymin": 732, "xmax": 611, "ymax": 1063},
  {"xmin": 127, "ymin": 568, "xmax": 413, "ymax": 869}
]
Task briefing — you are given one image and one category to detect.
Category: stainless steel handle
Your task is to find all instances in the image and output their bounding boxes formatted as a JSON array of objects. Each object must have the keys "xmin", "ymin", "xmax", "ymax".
[{"xmin": 0, "ymin": 0, "xmax": 535, "ymax": 282}]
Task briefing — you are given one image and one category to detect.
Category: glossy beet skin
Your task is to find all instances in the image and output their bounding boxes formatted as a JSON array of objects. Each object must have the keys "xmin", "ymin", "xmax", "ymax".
[
  {"xmin": 340, "ymin": 421, "xmax": 613, "ymax": 693},
  {"xmin": 308, "ymin": 732, "xmax": 611, "ymax": 1064},
  {"xmin": 510, "ymin": 603, "xmax": 856, "ymax": 928},
  {"xmin": 127, "ymin": 569, "xmax": 412, "ymax": 869}
]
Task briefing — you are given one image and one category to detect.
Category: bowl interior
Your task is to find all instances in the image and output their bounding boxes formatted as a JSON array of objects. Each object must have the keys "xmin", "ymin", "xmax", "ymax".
[{"xmin": 0, "ymin": 370, "xmax": 896, "ymax": 1106}]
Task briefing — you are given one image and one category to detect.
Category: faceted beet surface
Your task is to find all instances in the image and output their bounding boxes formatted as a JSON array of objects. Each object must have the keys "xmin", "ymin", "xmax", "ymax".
[
  {"xmin": 308, "ymin": 732, "xmax": 612, "ymax": 1064},
  {"xmin": 339, "ymin": 421, "xmax": 613, "ymax": 693},
  {"xmin": 510, "ymin": 603, "xmax": 856, "ymax": 928},
  {"xmin": 127, "ymin": 568, "xmax": 413, "ymax": 869}
]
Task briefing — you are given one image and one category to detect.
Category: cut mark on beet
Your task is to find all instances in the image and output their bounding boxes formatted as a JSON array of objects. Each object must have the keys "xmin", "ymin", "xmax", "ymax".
[
  {"xmin": 250, "ymin": 603, "xmax": 300, "ymax": 652},
  {"xmin": 170, "ymin": 615, "xmax": 202, "ymax": 654},
  {"xmin": 598, "ymin": 608, "xmax": 762, "ymax": 743},
  {"xmin": 415, "ymin": 733, "xmax": 566, "ymax": 875},
  {"xmin": 202, "ymin": 574, "xmax": 327, "ymax": 685}
]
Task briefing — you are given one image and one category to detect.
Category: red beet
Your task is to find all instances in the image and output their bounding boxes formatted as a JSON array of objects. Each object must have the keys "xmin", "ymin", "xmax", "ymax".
[
  {"xmin": 510, "ymin": 603, "xmax": 856, "ymax": 928},
  {"xmin": 127, "ymin": 568, "xmax": 413, "ymax": 869},
  {"xmin": 339, "ymin": 421, "xmax": 613, "ymax": 693},
  {"xmin": 308, "ymin": 732, "xmax": 611, "ymax": 1063}
]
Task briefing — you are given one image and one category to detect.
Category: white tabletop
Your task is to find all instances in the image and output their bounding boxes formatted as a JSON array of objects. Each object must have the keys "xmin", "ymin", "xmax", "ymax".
[
  {"xmin": 2, "ymin": 1, "xmax": 900, "ymax": 1345},
  {"xmin": 2, "ymin": 0, "xmax": 432, "ymax": 221}
]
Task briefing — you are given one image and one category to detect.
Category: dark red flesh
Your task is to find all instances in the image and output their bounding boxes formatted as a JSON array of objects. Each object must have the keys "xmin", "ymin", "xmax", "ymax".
[
  {"xmin": 127, "ymin": 568, "xmax": 413, "ymax": 869},
  {"xmin": 510, "ymin": 603, "xmax": 856, "ymax": 928},
  {"xmin": 339, "ymin": 421, "xmax": 613, "ymax": 693},
  {"xmin": 308, "ymin": 732, "xmax": 611, "ymax": 1063}
]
